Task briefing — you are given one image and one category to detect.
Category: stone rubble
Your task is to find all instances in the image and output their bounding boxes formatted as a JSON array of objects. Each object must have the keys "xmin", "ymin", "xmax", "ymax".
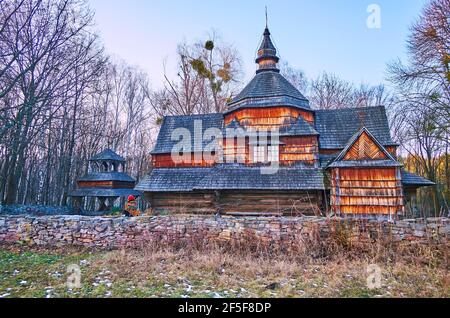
[{"xmin": 0, "ymin": 215, "xmax": 448, "ymax": 249}]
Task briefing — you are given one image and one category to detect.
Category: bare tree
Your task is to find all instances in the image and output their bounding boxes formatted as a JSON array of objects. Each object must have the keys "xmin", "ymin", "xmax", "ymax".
[
  {"xmin": 279, "ymin": 61, "xmax": 308, "ymax": 93},
  {"xmin": 309, "ymin": 72, "xmax": 355, "ymax": 109},
  {"xmin": 388, "ymin": 0, "xmax": 449, "ymax": 136},
  {"xmin": 0, "ymin": 0, "xmax": 40, "ymax": 100},
  {"xmin": 0, "ymin": 0, "xmax": 107, "ymax": 204},
  {"xmin": 388, "ymin": 0, "xmax": 450, "ymax": 216},
  {"xmin": 151, "ymin": 32, "xmax": 242, "ymax": 118},
  {"xmin": 0, "ymin": 0, "xmax": 156, "ymax": 208}
]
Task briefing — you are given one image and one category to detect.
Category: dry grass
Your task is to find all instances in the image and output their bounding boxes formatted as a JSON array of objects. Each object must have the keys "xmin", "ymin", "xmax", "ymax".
[
  {"xmin": 89, "ymin": 229, "xmax": 449, "ymax": 298},
  {"xmin": 96, "ymin": 243, "xmax": 448, "ymax": 298},
  {"xmin": 0, "ymin": 229, "xmax": 448, "ymax": 298}
]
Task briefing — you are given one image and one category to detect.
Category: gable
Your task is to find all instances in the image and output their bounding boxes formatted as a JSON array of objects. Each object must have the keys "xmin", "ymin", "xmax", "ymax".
[
  {"xmin": 343, "ymin": 131, "xmax": 387, "ymax": 160},
  {"xmin": 327, "ymin": 127, "xmax": 401, "ymax": 169}
]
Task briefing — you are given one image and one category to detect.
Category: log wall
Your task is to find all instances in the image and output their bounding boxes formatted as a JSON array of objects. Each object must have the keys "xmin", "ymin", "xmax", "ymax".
[
  {"xmin": 146, "ymin": 191, "xmax": 322, "ymax": 216},
  {"xmin": 330, "ymin": 168, "xmax": 404, "ymax": 215},
  {"xmin": 217, "ymin": 191, "xmax": 322, "ymax": 216},
  {"xmin": 145, "ymin": 192, "xmax": 216, "ymax": 215}
]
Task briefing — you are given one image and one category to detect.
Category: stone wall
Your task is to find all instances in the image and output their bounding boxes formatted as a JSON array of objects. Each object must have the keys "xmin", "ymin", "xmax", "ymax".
[{"xmin": 0, "ymin": 215, "xmax": 448, "ymax": 249}]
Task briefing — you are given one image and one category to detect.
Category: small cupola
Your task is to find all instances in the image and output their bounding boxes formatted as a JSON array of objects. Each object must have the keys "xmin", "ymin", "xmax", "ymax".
[
  {"xmin": 255, "ymin": 26, "xmax": 280, "ymax": 73},
  {"xmin": 226, "ymin": 11, "xmax": 311, "ymax": 113}
]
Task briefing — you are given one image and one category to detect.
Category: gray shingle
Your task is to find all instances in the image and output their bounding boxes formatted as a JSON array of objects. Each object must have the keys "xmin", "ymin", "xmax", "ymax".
[
  {"xmin": 280, "ymin": 116, "xmax": 319, "ymax": 136},
  {"xmin": 135, "ymin": 168, "xmax": 214, "ymax": 192},
  {"xmin": 199, "ymin": 166, "xmax": 325, "ymax": 190},
  {"xmin": 90, "ymin": 149, "xmax": 125, "ymax": 162},
  {"xmin": 319, "ymin": 154, "xmax": 338, "ymax": 168},
  {"xmin": 315, "ymin": 106, "xmax": 397, "ymax": 149},
  {"xmin": 152, "ymin": 113, "xmax": 224, "ymax": 154},
  {"xmin": 257, "ymin": 28, "xmax": 277, "ymax": 55},
  {"xmin": 136, "ymin": 166, "xmax": 325, "ymax": 192},
  {"xmin": 402, "ymin": 171, "xmax": 435, "ymax": 186},
  {"xmin": 327, "ymin": 160, "xmax": 402, "ymax": 168},
  {"xmin": 227, "ymin": 71, "xmax": 311, "ymax": 112}
]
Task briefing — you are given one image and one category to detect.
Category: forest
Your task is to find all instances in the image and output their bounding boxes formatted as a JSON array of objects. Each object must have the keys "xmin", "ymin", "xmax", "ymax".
[{"xmin": 0, "ymin": 0, "xmax": 448, "ymax": 216}]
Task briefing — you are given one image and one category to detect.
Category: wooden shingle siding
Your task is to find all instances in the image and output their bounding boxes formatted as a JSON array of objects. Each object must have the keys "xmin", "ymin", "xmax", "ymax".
[
  {"xmin": 280, "ymin": 136, "xmax": 318, "ymax": 166},
  {"xmin": 222, "ymin": 138, "xmax": 250, "ymax": 164},
  {"xmin": 153, "ymin": 153, "xmax": 217, "ymax": 168},
  {"xmin": 78, "ymin": 181, "xmax": 113, "ymax": 188},
  {"xmin": 224, "ymin": 107, "xmax": 314, "ymax": 129},
  {"xmin": 330, "ymin": 168, "xmax": 404, "ymax": 215},
  {"xmin": 154, "ymin": 135, "xmax": 319, "ymax": 167}
]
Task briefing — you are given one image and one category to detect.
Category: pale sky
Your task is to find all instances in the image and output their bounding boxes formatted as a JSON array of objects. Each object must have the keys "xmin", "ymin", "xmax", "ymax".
[{"xmin": 88, "ymin": 0, "xmax": 428, "ymax": 90}]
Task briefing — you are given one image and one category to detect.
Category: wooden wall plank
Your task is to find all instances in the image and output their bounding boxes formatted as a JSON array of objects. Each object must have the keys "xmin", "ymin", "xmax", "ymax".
[
  {"xmin": 147, "ymin": 191, "xmax": 322, "ymax": 216},
  {"xmin": 224, "ymin": 107, "xmax": 315, "ymax": 128},
  {"xmin": 330, "ymin": 168, "xmax": 404, "ymax": 216}
]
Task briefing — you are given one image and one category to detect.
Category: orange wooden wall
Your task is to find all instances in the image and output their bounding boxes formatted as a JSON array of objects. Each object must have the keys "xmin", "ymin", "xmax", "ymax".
[
  {"xmin": 280, "ymin": 136, "xmax": 318, "ymax": 166},
  {"xmin": 330, "ymin": 168, "xmax": 404, "ymax": 215},
  {"xmin": 224, "ymin": 107, "xmax": 314, "ymax": 129},
  {"xmin": 153, "ymin": 153, "xmax": 217, "ymax": 168},
  {"xmin": 153, "ymin": 135, "xmax": 319, "ymax": 167}
]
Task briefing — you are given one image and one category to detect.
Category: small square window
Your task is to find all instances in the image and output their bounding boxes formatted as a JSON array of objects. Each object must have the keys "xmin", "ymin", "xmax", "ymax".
[
  {"xmin": 252, "ymin": 145, "xmax": 279, "ymax": 163},
  {"xmin": 253, "ymin": 146, "xmax": 265, "ymax": 163}
]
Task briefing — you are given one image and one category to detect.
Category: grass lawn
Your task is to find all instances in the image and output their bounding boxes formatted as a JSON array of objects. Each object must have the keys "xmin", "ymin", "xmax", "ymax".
[{"xmin": 0, "ymin": 245, "xmax": 448, "ymax": 298}]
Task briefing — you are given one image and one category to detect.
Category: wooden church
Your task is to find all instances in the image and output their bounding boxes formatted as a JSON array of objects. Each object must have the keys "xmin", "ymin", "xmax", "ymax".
[{"xmin": 136, "ymin": 25, "xmax": 434, "ymax": 219}]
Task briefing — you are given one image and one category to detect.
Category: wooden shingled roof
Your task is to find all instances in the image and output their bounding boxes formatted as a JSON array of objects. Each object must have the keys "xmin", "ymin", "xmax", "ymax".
[
  {"xmin": 226, "ymin": 71, "xmax": 311, "ymax": 112},
  {"xmin": 315, "ymin": 106, "xmax": 398, "ymax": 149},
  {"xmin": 135, "ymin": 166, "xmax": 325, "ymax": 192},
  {"xmin": 327, "ymin": 127, "xmax": 401, "ymax": 168},
  {"xmin": 151, "ymin": 106, "xmax": 396, "ymax": 155},
  {"xmin": 89, "ymin": 149, "xmax": 126, "ymax": 162},
  {"xmin": 402, "ymin": 171, "xmax": 436, "ymax": 186}
]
